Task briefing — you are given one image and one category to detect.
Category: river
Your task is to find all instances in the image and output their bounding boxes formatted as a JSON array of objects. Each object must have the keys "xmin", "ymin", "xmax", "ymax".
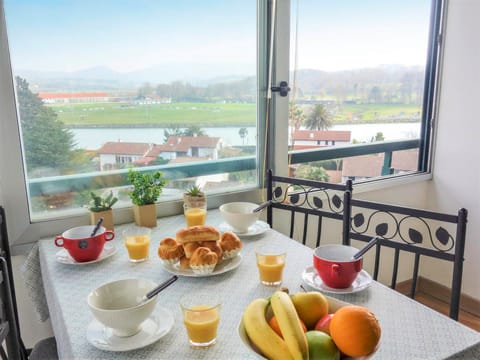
[{"xmin": 71, "ymin": 123, "xmax": 421, "ymax": 150}]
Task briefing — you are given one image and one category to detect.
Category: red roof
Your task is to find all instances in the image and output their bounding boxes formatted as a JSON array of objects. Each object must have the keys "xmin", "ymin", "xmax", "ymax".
[
  {"xmin": 37, "ymin": 92, "xmax": 109, "ymax": 99},
  {"xmin": 97, "ymin": 142, "xmax": 152, "ymax": 156},
  {"xmin": 292, "ymin": 130, "xmax": 351, "ymax": 142},
  {"xmin": 156, "ymin": 136, "xmax": 221, "ymax": 153}
]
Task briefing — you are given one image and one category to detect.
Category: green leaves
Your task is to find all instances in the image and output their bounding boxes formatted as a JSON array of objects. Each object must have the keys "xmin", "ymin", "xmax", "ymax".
[
  {"xmin": 127, "ymin": 169, "xmax": 168, "ymax": 206},
  {"xmin": 89, "ymin": 191, "xmax": 118, "ymax": 212}
]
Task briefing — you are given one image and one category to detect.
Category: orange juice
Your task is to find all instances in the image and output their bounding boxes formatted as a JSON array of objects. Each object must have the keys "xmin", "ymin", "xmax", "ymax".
[
  {"xmin": 183, "ymin": 305, "xmax": 220, "ymax": 345},
  {"xmin": 125, "ymin": 235, "xmax": 150, "ymax": 262},
  {"xmin": 184, "ymin": 207, "xmax": 207, "ymax": 227},
  {"xmin": 257, "ymin": 254, "xmax": 286, "ymax": 285}
]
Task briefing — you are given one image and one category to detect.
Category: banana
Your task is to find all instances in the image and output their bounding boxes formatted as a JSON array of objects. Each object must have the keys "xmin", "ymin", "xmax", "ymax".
[
  {"xmin": 243, "ymin": 298, "xmax": 294, "ymax": 360},
  {"xmin": 270, "ymin": 291, "xmax": 309, "ymax": 360}
]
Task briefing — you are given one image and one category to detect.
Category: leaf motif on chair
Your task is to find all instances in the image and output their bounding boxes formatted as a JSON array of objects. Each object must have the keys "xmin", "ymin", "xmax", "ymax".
[
  {"xmin": 274, "ymin": 186, "xmax": 283, "ymax": 198},
  {"xmin": 313, "ymin": 197, "xmax": 323, "ymax": 209},
  {"xmin": 332, "ymin": 194, "xmax": 342, "ymax": 209},
  {"xmin": 408, "ymin": 228, "xmax": 423, "ymax": 243},
  {"xmin": 353, "ymin": 213, "xmax": 365, "ymax": 227},
  {"xmin": 375, "ymin": 223, "xmax": 388, "ymax": 237},
  {"xmin": 290, "ymin": 193, "xmax": 300, "ymax": 204},
  {"xmin": 435, "ymin": 227, "xmax": 450, "ymax": 246}
]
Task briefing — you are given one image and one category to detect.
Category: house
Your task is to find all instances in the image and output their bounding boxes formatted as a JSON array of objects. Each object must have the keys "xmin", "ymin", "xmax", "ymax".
[
  {"xmin": 153, "ymin": 136, "xmax": 222, "ymax": 161},
  {"xmin": 96, "ymin": 136, "xmax": 222, "ymax": 169},
  {"xmin": 291, "ymin": 130, "xmax": 351, "ymax": 149},
  {"xmin": 37, "ymin": 92, "xmax": 110, "ymax": 104}
]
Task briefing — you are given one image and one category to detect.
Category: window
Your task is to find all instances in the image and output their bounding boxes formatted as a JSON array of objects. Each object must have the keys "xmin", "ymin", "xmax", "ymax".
[
  {"xmin": 3, "ymin": 0, "xmax": 260, "ymax": 225},
  {"xmin": 282, "ymin": 0, "xmax": 441, "ymax": 183},
  {"xmin": 0, "ymin": 0, "xmax": 442, "ymax": 246}
]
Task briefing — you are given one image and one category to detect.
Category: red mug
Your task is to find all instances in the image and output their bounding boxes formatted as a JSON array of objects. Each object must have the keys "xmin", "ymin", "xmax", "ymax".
[
  {"xmin": 55, "ymin": 225, "xmax": 115, "ymax": 262},
  {"xmin": 313, "ymin": 245, "xmax": 363, "ymax": 289}
]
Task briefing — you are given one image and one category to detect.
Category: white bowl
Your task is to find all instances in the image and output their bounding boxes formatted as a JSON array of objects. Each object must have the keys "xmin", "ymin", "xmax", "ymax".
[
  {"xmin": 219, "ymin": 202, "xmax": 260, "ymax": 233},
  {"xmin": 87, "ymin": 278, "xmax": 158, "ymax": 337}
]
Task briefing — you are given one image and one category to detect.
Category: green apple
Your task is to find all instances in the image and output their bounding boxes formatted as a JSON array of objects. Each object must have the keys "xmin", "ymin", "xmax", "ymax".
[
  {"xmin": 306, "ymin": 330, "xmax": 340, "ymax": 360},
  {"xmin": 291, "ymin": 291, "xmax": 329, "ymax": 329}
]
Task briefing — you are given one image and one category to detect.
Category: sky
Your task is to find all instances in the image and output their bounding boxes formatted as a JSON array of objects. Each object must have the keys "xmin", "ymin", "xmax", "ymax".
[{"xmin": 4, "ymin": 0, "xmax": 431, "ymax": 75}]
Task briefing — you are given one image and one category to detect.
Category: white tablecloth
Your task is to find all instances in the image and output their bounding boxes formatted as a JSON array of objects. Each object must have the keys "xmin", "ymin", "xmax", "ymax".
[{"xmin": 37, "ymin": 210, "xmax": 480, "ymax": 359}]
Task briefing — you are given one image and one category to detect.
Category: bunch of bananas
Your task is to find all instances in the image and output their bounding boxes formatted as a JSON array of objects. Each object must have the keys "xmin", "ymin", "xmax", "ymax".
[{"xmin": 243, "ymin": 291, "xmax": 309, "ymax": 360}]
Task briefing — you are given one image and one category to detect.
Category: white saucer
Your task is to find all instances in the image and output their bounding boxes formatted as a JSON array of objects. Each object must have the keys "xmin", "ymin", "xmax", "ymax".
[
  {"xmin": 86, "ymin": 307, "xmax": 174, "ymax": 352},
  {"xmin": 302, "ymin": 266, "xmax": 372, "ymax": 294},
  {"xmin": 219, "ymin": 221, "xmax": 270, "ymax": 238},
  {"xmin": 56, "ymin": 243, "xmax": 117, "ymax": 265},
  {"xmin": 161, "ymin": 253, "xmax": 242, "ymax": 277}
]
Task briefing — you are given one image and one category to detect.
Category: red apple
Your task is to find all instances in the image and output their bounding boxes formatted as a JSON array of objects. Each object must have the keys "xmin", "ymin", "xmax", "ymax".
[{"xmin": 314, "ymin": 313, "xmax": 334, "ymax": 335}]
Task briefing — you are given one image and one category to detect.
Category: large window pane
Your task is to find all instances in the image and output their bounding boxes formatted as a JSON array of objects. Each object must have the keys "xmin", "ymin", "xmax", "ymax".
[
  {"xmin": 288, "ymin": 0, "xmax": 435, "ymax": 182},
  {"xmin": 4, "ymin": 0, "xmax": 258, "ymax": 221}
]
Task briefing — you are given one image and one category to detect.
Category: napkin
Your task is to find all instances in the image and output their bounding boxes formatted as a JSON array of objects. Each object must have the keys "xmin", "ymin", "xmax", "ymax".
[{"xmin": 20, "ymin": 243, "xmax": 50, "ymax": 322}]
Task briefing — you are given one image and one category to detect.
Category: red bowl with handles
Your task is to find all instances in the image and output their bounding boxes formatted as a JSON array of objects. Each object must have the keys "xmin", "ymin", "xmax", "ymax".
[
  {"xmin": 313, "ymin": 245, "xmax": 362, "ymax": 289},
  {"xmin": 55, "ymin": 225, "xmax": 115, "ymax": 262}
]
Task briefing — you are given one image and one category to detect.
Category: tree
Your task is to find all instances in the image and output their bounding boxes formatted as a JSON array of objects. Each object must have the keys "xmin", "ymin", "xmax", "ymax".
[
  {"xmin": 289, "ymin": 101, "xmax": 306, "ymax": 130},
  {"xmin": 183, "ymin": 125, "xmax": 205, "ymax": 137},
  {"xmin": 16, "ymin": 77, "xmax": 75, "ymax": 175},
  {"xmin": 295, "ymin": 164, "xmax": 330, "ymax": 182},
  {"xmin": 305, "ymin": 103, "xmax": 332, "ymax": 130},
  {"xmin": 239, "ymin": 128, "xmax": 248, "ymax": 145},
  {"xmin": 371, "ymin": 132, "xmax": 385, "ymax": 142}
]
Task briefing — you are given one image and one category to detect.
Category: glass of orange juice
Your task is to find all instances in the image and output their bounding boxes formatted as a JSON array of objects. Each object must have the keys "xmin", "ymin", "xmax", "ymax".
[
  {"xmin": 180, "ymin": 293, "xmax": 221, "ymax": 348},
  {"xmin": 256, "ymin": 244, "xmax": 286, "ymax": 286},
  {"xmin": 123, "ymin": 226, "xmax": 151, "ymax": 262},
  {"xmin": 183, "ymin": 203, "xmax": 207, "ymax": 227}
]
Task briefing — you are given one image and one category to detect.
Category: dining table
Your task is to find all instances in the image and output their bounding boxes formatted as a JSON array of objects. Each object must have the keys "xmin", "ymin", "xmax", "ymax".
[{"xmin": 36, "ymin": 209, "xmax": 480, "ymax": 359}]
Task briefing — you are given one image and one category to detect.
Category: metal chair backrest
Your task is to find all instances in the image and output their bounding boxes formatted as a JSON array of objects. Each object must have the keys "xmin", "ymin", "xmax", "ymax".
[
  {"xmin": 266, "ymin": 169, "xmax": 352, "ymax": 247},
  {"xmin": 0, "ymin": 207, "xmax": 28, "ymax": 359},
  {"xmin": 344, "ymin": 193, "xmax": 467, "ymax": 320}
]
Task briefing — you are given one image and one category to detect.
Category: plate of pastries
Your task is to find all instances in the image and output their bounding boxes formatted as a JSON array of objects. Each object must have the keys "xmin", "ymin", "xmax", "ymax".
[{"xmin": 158, "ymin": 225, "xmax": 243, "ymax": 277}]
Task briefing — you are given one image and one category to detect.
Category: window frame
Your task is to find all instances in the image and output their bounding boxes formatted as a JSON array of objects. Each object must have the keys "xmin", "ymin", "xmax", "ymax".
[{"xmin": 0, "ymin": 0, "xmax": 443, "ymax": 252}]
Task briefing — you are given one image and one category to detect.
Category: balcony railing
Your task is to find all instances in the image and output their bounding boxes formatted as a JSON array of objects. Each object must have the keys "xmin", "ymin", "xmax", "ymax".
[{"xmin": 28, "ymin": 138, "xmax": 420, "ymax": 199}]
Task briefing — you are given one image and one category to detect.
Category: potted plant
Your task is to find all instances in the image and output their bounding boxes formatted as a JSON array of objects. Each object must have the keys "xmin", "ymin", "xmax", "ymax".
[
  {"xmin": 183, "ymin": 185, "xmax": 206, "ymax": 208},
  {"xmin": 88, "ymin": 191, "xmax": 118, "ymax": 231},
  {"xmin": 127, "ymin": 169, "xmax": 168, "ymax": 227}
]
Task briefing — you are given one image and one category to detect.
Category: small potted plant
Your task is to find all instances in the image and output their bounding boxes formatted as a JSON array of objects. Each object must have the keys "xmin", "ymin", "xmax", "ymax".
[
  {"xmin": 127, "ymin": 169, "xmax": 168, "ymax": 227},
  {"xmin": 88, "ymin": 191, "xmax": 118, "ymax": 231},
  {"xmin": 183, "ymin": 185, "xmax": 206, "ymax": 208}
]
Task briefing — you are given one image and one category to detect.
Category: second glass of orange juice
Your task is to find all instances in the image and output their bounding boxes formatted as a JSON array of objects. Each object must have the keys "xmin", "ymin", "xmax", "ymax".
[
  {"xmin": 184, "ymin": 203, "xmax": 207, "ymax": 227},
  {"xmin": 256, "ymin": 244, "xmax": 286, "ymax": 286},
  {"xmin": 123, "ymin": 226, "xmax": 151, "ymax": 262},
  {"xmin": 180, "ymin": 293, "xmax": 221, "ymax": 348}
]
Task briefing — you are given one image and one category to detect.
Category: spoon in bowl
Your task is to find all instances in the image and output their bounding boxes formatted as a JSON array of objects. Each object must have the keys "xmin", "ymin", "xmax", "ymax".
[
  {"xmin": 253, "ymin": 200, "xmax": 272, "ymax": 213},
  {"xmin": 352, "ymin": 237, "xmax": 379, "ymax": 260},
  {"xmin": 138, "ymin": 275, "xmax": 178, "ymax": 305}
]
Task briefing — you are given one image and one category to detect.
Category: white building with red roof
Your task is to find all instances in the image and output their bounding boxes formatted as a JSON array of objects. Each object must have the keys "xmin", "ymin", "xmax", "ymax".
[
  {"xmin": 96, "ymin": 136, "xmax": 222, "ymax": 170},
  {"xmin": 291, "ymin": 129, "xmax": 351, "ymax": 150}
]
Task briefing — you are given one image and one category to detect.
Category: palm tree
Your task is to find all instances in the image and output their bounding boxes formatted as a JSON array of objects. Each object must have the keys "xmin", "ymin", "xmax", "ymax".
[
  {"xmin": 305, "ymin": 103, "xmax": 332, "ymax": 130},
  {"xmin": 239, "ymin": 128, "xmax": 248, "ymax": 145}
]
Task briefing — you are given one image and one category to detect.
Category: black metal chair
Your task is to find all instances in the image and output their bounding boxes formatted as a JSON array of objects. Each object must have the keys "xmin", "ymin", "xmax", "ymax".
[
  {"xmin": 343, "ymin": 193, "xmax": 467, "ymax": 320},
  {"xmin": 266, "ymin": 169, "xmax": 352, "ymax": 247},
  {"xmin": 0, "ymin": 206, "xmax": 58, "ymax": 359}
]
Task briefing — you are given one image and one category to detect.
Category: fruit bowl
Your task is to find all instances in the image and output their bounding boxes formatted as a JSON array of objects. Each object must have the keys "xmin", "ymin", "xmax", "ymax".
[{"xmin": 238, "ymin": 294, "xmax": 378, "ymax": 360}]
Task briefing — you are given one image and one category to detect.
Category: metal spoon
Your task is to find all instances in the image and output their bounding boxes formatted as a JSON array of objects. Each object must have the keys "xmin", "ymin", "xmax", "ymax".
[
  {"xmin": 90, "ymin": 217, "xmax": 104, "ymax": 237},
  {"xmin": 253, "ymin": 200, "xmax": 272, "ymax": 213},
  {"xmin": 138, "ymin": 275, "xmax": 178, "ymax": 305},
  {"xmin": 352, "ymin": 237, "xmax": 379, "ymax": 260}
]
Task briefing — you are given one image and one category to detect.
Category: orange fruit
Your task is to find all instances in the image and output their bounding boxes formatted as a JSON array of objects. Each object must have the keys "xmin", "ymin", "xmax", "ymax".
[
  {"xmin": 330, "ymin": 305, "xmax": 381, "ymax": 357},
  {"xmin": 268, "ymin": 316, "xmax": 307, "ymax": 338}
]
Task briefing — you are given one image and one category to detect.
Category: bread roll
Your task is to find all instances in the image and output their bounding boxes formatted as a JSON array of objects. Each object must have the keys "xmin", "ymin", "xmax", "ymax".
[
  {"xmin": 199, "ymin": 240, "xmax": 223, "ymax": 260},
  {"xmin": 179, "ymin": 255, "xmax": 191, "ymax": 270},
  {"xmin": 220, "ymin": 232, "xmax": 242, "ymax": 251},
  {"xmin": 183, "ymin": 242, "xmax": 201, "ymax": 259},
  {"xmin": 190, "ymin": 247, "xmax": 218, "ymax": 266},
  {"xmin": 176, "ymin": 225, "xmax": 220, "ymax": 244},
  {"xmin": 158, "ymin": 237, "xmax": 185, "ymax": 260}
]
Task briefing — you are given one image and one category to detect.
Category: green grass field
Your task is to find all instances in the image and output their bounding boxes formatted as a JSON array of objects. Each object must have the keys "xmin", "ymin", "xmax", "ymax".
[
  {"xmin": 49, "ymin": 101, "xmax": 420, "ymax": 127},
  {"xmin": 50, "ymin": 102, "xmax": 257, "ymax": 127}
]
